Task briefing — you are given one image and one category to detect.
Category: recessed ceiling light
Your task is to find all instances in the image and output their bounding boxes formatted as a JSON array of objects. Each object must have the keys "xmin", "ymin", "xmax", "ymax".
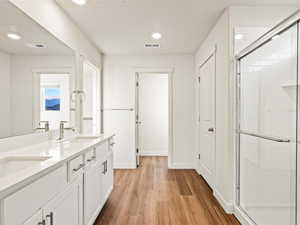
[
  {"xmin": 7, "ymin": 32, "xmax": 22, "ymax": 40},
  {"xmin": 235, "ymin": 34, "xmax": 244, "ymax": 40},
  {"xmin": 72, "ymin": 0, "xmax": 87, "ymax": 5},
  {"xmin": 152, "ymin": 32, "xmax": 162, "ymax": 40}
]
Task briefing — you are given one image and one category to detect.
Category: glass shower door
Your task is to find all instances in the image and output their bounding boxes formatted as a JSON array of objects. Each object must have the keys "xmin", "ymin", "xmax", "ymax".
[{"xmin": 238, "ymin": 24, "xmax": 298, "ymax": 225}]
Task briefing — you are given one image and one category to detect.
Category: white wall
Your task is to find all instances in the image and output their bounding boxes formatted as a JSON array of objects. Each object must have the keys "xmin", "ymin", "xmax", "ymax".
[
  {"xmin": 0, "ymin": 50, "xmax": 11, "ymax": 138},
  {"xmin": 10, "ymin": 55, "xmax": 75, "ymax": 136},
  {"xmin": 194, "ymin": 6, "xmax": 299, "ymax": 212},
  {"xmin": 104, "ymin": 55, "xmax": 195, "ymax": 168},
  {"xmin": 9, "ymin": 0, "xmax": 101, "ymax": 67},
  {"xmin": 139, "ymin": 73, "xmax": 169, "ymax": 156}
]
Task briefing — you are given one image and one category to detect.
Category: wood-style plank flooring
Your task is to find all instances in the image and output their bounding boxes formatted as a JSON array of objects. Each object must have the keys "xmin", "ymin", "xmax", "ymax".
[{"xmin": 94, "ymin": 156, "xmax": 241, "ymax": 225}]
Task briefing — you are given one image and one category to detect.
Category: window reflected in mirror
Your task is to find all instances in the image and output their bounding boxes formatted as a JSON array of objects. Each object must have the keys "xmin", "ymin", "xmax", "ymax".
[
  {"xmin": 43, "ymin": 87, "xmax": 61, "ymax": 111},
  {"xmin": 39, "ymin": 74, "xmax": 71, "ymax": 130}
]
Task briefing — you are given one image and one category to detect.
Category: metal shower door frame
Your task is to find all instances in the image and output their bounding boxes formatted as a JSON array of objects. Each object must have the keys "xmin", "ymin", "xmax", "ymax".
[{"xmin": 235, "ymin": 9, "xmax": 300, "ymax": 225}]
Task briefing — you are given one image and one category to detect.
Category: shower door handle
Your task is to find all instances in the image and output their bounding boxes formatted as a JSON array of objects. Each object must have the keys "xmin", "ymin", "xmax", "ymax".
[{"xmin": 239, "ymin": 130, "xmax": 291, "ymax": 143}]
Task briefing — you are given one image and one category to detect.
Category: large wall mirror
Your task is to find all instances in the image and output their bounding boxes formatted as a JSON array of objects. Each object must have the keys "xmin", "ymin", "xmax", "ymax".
[{"xmin": 0, "ymin": 2, "xmax": 76, "ymax": 139}]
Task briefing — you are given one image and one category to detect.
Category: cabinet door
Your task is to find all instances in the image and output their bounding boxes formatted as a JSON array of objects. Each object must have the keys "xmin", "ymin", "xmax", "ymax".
[
  {"xmin": 98, "ymin": 159, "xmax": 106, "ymax": 207},
  {"xmin": 102, "ymin": 152, "xmax": 114, "ymax": 201},
  {"xmin": 22, "ymin": 209, "xmax": 43, "ymax": 225},
  {"xmin": 43, "ymin": 176, "xmax": 83, "ymax": 225},
  {"xmin": 84, "ymin": 163, "xmax": 102, "ymax": 225},
  {"xmin": 106, "ymin": 152, "xmax": 114, "ymax": 195}
]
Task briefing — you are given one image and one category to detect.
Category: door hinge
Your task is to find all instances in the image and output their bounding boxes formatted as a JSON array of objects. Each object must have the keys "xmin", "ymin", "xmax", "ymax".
[
  {"xmin": 136, "ymin": 81, "xmax": 139, "ymax": 87},
  {"xmin": 198, "ymin": 76, "xmax": 200, "ymax": 83},
  {"xmin": 136, "ymin": 148, "xmax": 139, "ymax": 153},
  {"xmin": 237, "ymin": 73, "xmax": 241, "ymax": 87},
  {"xmin": 197, "ymin": 154, "xmax": 201, "ymax": 160}
]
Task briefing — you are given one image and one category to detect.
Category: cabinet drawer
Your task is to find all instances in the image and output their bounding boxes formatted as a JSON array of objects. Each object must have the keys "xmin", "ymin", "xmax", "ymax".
[
  {"xmin": 95, "ymin": 141, "xmax": 109, "ymax": 162},
  {"xmin": 68, "ymin": 155, "xmax": 84, "ymax": 182},
  {"xmin": 85, "ymin": 148, "xmax": 96, "ymax": 166},
  {"xmin": 3, "ymin": 165, "xmax": 67, "ymax": 225}
]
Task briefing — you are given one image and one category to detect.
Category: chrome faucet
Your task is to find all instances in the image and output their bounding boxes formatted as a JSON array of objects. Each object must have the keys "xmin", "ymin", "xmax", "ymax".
[
  {"xmin": 36, "ymin": 121, "xmax": 50, "ymax": 132},
  {"xmin": 58, "ymin": 121, "xmax": 75, "ymax": 141}
]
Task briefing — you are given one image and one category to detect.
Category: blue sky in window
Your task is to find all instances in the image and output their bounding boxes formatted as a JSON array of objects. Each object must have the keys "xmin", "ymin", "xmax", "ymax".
[
  {"xmin": 45, "ymin": 88, "xmax": 60, "ymax": 98},
  {"xmin": 45, "ymin": 88, "xmax": 60, "ymax": 111}
]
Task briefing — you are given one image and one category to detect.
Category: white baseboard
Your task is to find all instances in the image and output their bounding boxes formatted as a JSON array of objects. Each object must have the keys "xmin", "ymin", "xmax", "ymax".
[
  {"xmin": 234, "ymin": 206, "xmax": 255, "ymax": 225},
  {"xmin": 170, "ymin": 163, "xmax": 194, "ymax": 169},
  {"xmin": 114, "ymin": 162, "xmax": 136, "ymax": 169},
  {"xmin": 141, "ymin": 151, "xmax": 168, "ymax": 156},
  {"xmin": 213, "ymin": 189, "xmax": 234, "ymax": 214}
]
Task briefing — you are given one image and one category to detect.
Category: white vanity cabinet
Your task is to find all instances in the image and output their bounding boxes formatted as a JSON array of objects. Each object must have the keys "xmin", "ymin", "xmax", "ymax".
[
  {"xmin": 2, "ymin": 165, "xmax": 68, "ymax": 225},
  {"xmin": 101, "ymin": 151, "xmax": 114, "ymax": 203},
  {"xmin": 22, "ymin": 176, "xmax": 83, "ymax": 225},
  {"xmin": 0, "ymin": 137, "xmax": 114, "ymax": 225},
  {"xmin": 84, "ymin": 162, "xmax": 102, "ymax": 225},
  {"xmin": 84, "ymin": 139, "xmax": 114, "ymax": 225},
  {"xmin": 43, "ymin": 175, "xmax": 83, "ymax": 225}
]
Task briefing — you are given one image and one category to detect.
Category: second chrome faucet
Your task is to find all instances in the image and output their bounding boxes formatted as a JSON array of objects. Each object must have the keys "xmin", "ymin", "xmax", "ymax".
[{"xmin": 58, "ymin": 121, "xmax": 75, "ymax": 141}]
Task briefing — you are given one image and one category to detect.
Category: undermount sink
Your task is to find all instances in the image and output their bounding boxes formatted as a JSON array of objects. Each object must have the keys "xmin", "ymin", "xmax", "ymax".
[
  {"xmin": 0, "ymin": 156, "xmax": 52, "ymax": 178},
  {"xmin": 64, "ymin": 136, "xmax": 100, "ymax": 144}
]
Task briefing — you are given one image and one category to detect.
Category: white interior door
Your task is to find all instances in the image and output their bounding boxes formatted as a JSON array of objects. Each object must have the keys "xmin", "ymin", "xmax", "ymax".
[
  {"xmin": 135, "ymin": 73, "xmax": 141, "ymax": 166},
  {"xmin": 198, "ymin": 54, "xmax": 216, "ymax": 188},
  {"xmin": 137, "ymin": 73, "xmax": 169, "ymax": 157}
]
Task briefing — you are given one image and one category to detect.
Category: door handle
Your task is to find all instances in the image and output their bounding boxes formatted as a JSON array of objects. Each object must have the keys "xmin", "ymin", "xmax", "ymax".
[
  {"xmin": 208, "ymin": 128, "xmax": 214, "ymax": 132},
  {"xmin": 46, "ymin": 212, "xmax": 53, "ymax": 225},
  {"xmin": 102, "ymin": 161, "xmax": 106, "ymax": 174},
  {"xmin": 38, "ymin": 220, "xmax": 46, "ymax": 225},
  {"xmin": 73, "ymin": 163, "xmax": 85, "ymax": 172},
  {"xmin": 239, "ymin": 130, "xmax": 291, "ymax": 143}
]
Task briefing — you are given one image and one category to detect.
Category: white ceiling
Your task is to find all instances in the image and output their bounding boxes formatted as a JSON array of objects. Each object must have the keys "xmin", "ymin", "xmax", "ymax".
[
  {"xmin": 0, "ymin": 2, "xmax": 73, "ymax": 56},
  {"xmin": 56, "ymin": 0, "xmax": 299, "ymax": 55}
]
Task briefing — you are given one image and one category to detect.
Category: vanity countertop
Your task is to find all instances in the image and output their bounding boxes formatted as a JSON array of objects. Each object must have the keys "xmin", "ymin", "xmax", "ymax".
[{"xmin": 0, "ymin": 133, "xmax": 115, "ymax": 198}]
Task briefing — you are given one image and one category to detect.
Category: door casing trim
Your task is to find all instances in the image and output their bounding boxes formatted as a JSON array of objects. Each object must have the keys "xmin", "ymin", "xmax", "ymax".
[{"xmin": 133, "ymin": 67, "xmax": 174, "ymax": 168}]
